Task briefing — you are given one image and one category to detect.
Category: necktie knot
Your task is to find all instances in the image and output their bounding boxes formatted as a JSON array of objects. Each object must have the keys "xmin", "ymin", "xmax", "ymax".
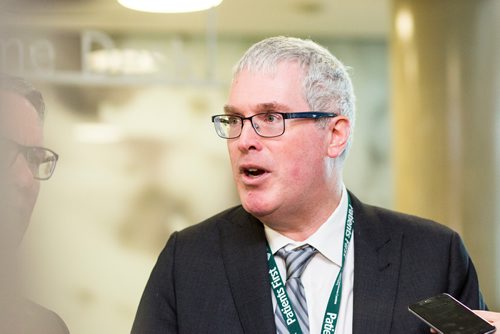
[{"xmin": 276, "ymin": 244, "xmax": 317, "ymax": 280}]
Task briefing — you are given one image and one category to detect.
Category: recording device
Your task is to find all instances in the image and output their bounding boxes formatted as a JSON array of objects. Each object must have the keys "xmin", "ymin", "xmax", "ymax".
[{"xmin": 408, "ymin": 293, "xmax": 496, "ymax": 334}]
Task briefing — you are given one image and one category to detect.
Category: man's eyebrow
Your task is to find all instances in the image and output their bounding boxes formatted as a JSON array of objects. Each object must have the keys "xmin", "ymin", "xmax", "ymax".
[{"xmin": 223, "ymin": 105, "xmax": 242, "ymax": 115}]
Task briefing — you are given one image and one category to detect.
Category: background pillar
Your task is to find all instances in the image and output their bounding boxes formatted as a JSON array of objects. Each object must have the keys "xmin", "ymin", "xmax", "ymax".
[{"xmin": 391, "ymin": 0, "xmax": 499, "ymax": 308}]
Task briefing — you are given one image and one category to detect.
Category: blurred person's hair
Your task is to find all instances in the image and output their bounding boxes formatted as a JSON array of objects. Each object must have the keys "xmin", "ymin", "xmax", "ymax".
[
  {"xmin": 233, "ymin": 36, "xmax": 356, "ymax": 160},
  {"xmin": 0, "ymin": 73, "xmax": 45, "ymax": 121}
]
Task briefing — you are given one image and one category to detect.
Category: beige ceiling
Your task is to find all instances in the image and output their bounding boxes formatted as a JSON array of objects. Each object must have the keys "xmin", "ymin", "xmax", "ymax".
[{"xmin": 2, "ymin": 0, "xmax": 390, "ymax": 38}]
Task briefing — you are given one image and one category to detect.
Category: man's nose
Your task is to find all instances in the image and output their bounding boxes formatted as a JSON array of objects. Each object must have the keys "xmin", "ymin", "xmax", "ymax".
[{"xmin": 237, "ymin": 119, "xmax": 262, "ymax": 152}]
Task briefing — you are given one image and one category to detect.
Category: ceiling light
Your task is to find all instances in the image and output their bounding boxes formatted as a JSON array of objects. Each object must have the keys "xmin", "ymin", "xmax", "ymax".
[
  {"xmin": 396, "ymin": 8, "xmax": 414, "ymax": 42},
  {"xmin": 117, "ymin": 0, "xmax": 223, "ymax": 13}
]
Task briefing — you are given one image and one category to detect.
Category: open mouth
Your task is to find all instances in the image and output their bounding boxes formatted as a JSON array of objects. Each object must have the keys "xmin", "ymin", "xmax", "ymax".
[{"xmin": 240, "ymin": 166, "xmax": 268, "ymax": 178}]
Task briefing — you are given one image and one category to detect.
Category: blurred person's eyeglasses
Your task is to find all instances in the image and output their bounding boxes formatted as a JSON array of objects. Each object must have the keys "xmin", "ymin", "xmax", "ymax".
[
  {"xmin": 0, "ymin": 138, "xmax": 59, "ymax": 180},
  {"xmin": 211, "ymin": 112, "xmax": 337, "ymax": 139}
]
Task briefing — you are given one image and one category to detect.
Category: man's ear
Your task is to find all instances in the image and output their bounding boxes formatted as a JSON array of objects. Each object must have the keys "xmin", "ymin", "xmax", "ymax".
[{"xmin": 326, "ymin": 116, "xmax": 350, "ymax": 158}]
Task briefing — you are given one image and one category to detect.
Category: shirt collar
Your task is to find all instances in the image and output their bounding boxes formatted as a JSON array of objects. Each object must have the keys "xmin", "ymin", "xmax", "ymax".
[{"xmin": 265, "ymin": 184, "xmax": 349, "ymax": 267}]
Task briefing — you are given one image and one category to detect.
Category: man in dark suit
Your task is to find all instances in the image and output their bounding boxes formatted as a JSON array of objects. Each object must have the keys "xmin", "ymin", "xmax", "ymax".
[{"xmin": 132, "ymin": 36, "xmax": 486, "ymax": 334}]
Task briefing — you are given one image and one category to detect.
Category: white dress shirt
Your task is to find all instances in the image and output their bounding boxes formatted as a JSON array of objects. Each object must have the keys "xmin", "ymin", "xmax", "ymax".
[{"xmin": 265, "ymin": 185, "xmax": 354, "ymax": 334}]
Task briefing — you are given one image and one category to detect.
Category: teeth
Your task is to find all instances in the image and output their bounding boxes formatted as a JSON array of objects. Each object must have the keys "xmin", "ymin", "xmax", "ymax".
[{"xmin": 244, "ymin": 168, "xmax": 263, "ymax": 177}]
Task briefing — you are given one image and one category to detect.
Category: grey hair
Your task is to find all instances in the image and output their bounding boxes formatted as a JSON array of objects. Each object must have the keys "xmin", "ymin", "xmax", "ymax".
[
  {"xmin": 0, "ymin": 73, "xmax": 45, "ymax": 121},
  {"xmin": 233, "ymin": 36, "xmax": 356, "ymax": 160}
]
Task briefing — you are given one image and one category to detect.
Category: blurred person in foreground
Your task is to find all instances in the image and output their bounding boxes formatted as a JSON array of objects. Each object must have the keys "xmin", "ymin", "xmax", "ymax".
[
  {"xmin": 0, "ymin": 74, "xmax": 68, "ymax": 333},
  {"xmin": 132, "ymin": 36, "xmax": 487, "ymax": 334}
]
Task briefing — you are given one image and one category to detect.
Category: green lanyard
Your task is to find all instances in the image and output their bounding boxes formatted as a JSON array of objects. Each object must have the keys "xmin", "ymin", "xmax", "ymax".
[{"xmin": 266, "ymin": 195, "xmax": 354, "ymax": 334}]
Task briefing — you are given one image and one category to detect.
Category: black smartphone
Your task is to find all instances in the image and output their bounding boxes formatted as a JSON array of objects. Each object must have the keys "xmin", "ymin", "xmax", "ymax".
[{"xmin": 408, "ymin": 293, "xmax": 496, "ymax": 334}]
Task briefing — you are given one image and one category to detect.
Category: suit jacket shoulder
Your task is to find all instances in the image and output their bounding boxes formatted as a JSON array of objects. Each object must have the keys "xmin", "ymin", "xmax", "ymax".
[
  {"xmin": 132, "ymin": 205, "xmax": 275, "ymax": 334},
  {"xmin": 175, "ymin": 205, "xmax": 253, "ymax": 242},
  {"xmin": 350, "ymin": 192, "xmax": 486, "ymax": 334}
]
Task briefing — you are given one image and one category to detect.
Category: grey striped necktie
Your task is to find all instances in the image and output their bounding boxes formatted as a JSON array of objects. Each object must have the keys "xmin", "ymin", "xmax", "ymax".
[{"xmin": 274, "ymin": 245, "xmax": 318, "ymax": 334}]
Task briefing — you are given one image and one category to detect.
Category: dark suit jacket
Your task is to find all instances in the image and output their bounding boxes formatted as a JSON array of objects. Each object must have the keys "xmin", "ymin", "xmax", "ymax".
[{"xmin": 132, "ymin": 192, "xmax": 486, "ymax": 334}]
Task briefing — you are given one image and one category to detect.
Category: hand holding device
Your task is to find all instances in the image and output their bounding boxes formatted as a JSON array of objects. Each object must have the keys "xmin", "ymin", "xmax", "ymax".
[{"xmin": 409, "ymin": 293, "xmax": 496, "ymax": 334}]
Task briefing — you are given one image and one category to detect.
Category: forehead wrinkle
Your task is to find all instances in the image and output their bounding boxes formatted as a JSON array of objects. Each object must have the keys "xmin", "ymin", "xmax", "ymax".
[{"xmin": 255, "ymin": 102, "xmax": 291, "ymax": 112}]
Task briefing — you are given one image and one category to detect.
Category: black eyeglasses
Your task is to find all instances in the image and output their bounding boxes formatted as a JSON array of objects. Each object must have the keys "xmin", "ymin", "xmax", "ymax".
[
  {"xmin": 211, "ymin": 112, "xmax": 337, "ymax": 139},
  {"xmin": 0, "ymin": 138, "xmax": 59, "ymax": 180}
]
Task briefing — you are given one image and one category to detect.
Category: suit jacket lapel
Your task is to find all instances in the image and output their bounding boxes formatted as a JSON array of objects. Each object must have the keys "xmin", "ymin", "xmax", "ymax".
[
  {"xmin": 218, "ymin": 208, "xmax": 276, "ymax": 334},
  {"xmin": 350, "ymin": 193, "xmax": 404, "ymax": 334}
]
